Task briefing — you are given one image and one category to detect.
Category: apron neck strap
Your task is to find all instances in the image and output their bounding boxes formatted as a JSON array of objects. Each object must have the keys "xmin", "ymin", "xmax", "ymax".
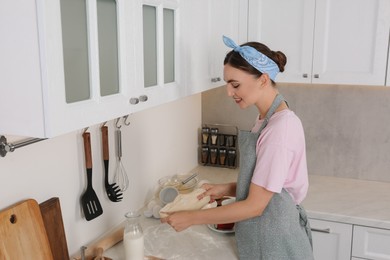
[{"xmin": 256, "ymin": 94, "xmax": 285, "ymax": 136}]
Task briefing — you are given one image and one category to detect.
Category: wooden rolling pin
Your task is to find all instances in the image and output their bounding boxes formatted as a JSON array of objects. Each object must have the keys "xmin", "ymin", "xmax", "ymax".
[{"xmin": 72, "ymin": 223, "xmax": 124, "ymax": 260}]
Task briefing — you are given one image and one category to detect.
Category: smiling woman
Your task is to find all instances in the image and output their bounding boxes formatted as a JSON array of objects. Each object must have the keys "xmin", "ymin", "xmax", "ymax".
[{"xmin": 161, "ymin": 36, "xmax": 314, "ymax": 260}]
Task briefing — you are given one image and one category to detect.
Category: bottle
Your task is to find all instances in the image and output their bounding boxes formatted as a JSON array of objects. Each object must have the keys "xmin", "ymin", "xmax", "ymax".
[{"xmin": 124, "ymin": 211, "xmax": 144, "ymax": 260}]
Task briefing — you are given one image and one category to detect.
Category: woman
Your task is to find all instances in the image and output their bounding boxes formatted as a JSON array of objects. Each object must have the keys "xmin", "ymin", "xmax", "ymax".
[{"xmin": 161, "ymin": 36, "xmax": 314, "ymax": 260}]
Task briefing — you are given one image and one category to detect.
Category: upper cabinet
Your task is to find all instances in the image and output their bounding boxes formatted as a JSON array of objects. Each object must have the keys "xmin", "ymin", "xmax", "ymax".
[
  {"xmin": 182, "ymin": 0, "xmax": 248, "ymax": 95},
  {"xmin": 248, "ymin": 0, "xmax": 390, "ymax": 86},
  {"xmin": 0, "ymin": 0, "xmax": 186, "ymax": 138},
  {"xmin": 0, "ymin": 0, "xmax": 134, "ymax": 138}
]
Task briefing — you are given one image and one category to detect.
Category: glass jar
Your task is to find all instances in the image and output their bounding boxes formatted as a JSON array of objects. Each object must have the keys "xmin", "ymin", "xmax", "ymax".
[{"xmin": 124, "ymin": 211, "xmax": 144, "ymax": 260}]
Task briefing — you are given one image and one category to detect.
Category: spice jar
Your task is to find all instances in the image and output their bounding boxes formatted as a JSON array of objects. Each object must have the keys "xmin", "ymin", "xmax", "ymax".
[
  {"xmin": 124, "ymin": 211, "xmax": 144, "ymax": 260},
  {"xmin": 219, "ymin": 148, "xmax": 227, "ymax": 165},
  {"xmin": 201, "ymin": 127, "xmax": 210, "ymax": 144},
  {"xmin": 210, "ymin": 128, "xmax": 219, "ymax": 145}
]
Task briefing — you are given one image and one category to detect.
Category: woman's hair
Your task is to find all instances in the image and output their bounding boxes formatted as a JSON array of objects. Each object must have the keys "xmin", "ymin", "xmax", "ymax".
[{"xmin": 223, "ymin": 42, "xmax": 287, "ymax": 83}]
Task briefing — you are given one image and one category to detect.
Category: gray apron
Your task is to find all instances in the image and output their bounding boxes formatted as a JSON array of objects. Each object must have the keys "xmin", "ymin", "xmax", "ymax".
[{"xmin": 235, "ymin": 94, "xmax": 314, "ymax": 260}]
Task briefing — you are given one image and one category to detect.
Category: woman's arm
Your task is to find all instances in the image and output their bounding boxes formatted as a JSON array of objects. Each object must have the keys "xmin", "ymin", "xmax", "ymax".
[{"xmin": 161, "ymin": 183, "xmax": 274, "ymax": 232}]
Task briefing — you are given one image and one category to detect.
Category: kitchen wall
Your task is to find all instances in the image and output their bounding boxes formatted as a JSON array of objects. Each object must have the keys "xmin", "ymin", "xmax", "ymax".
[
  {"xmin": 0, "ymin": 94, "xmax": 201, "ymax": 255},
  {"xmin": 202, "ymin": 84, "xmax": 390, "ymax": 183}
]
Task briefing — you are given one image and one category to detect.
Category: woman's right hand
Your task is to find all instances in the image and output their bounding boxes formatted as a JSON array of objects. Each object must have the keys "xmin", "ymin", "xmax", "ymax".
[{"xmin": 198, "ymin": 183, "xmax": 234, "ymax": 203}]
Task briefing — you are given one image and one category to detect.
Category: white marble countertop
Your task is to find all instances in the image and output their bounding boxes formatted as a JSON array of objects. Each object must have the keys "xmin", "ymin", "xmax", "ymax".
[
  {"xmin": 195, "ymin": 166, "xmax": 390, "ymax": 230},
  {"xmin": 105, "ymin": 166, "xmax": 390, "ymax": 259}
]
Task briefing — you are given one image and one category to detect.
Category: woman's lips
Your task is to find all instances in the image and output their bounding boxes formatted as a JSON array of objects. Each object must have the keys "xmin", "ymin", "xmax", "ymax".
[{"xmin": 233, "ymin": 97, "xmax": 242, "ymax": 104}]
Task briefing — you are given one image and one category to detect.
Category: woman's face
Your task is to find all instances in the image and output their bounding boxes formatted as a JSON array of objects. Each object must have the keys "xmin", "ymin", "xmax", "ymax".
[{"xmin": 223, "ymin": 64, "xmax": 263, "ymax": 109}]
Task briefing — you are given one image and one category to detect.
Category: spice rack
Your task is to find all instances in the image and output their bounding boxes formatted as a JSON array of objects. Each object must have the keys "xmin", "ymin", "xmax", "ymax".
[{"xmin": 199, "ymin": 123, "xmax": 238, "ymax": 169}]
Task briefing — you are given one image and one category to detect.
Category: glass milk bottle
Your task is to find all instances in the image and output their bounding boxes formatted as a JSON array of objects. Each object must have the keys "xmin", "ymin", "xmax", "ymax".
[{"xmin": 124, "ymin": 211, "xmax": 144, "ymax": 260}]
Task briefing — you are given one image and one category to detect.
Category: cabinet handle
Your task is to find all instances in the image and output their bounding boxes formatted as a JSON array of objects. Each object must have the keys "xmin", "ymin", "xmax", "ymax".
[
  {"xmin": 314, "ymin": 74, "xmax": 320, "ymax": 79},
  {"xmin": 129, "ymin": 97, "xmax": 139, "ymax": 105},
  {"xmin": 139, "ymin": 95, "xmax": 148, "ymax": 102},
  {"xmin": 311, "ymin": 228, "xmax": 330, "ymax": 233},
  {"xmin": 302, "ymin": 73, "xmax": 308, "ymax": 78},
  {"xmin": 211, "ymin": 77, "xmax": 221, "ymax": 83}
]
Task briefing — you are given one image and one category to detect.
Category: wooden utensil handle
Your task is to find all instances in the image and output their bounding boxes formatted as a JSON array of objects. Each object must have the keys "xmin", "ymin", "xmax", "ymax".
[
  {"xmin": 83, "ymin": 132, "xmax": 92, "ymax": 169},
  {"xmin": 101, "ymin": 126, "xmax": 109, "ymax": 161}
]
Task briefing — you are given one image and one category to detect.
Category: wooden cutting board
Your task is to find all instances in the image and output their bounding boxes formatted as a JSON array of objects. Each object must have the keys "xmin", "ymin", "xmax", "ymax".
[
  {"xmin": 39, "ymin": 197, "xmax": 69, "ymax": 260},
  {"xmin": 0, "ymin": 199, "xmax": 53, "ymax": 260}
]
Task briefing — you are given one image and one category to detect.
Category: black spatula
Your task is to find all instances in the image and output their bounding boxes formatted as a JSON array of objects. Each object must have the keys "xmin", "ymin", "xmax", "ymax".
[{"xmin": 81, "ymin": 132, "xmax": 103, "ymax": 221}]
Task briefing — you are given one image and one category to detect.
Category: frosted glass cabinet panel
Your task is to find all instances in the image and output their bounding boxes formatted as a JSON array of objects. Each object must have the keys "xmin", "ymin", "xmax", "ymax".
[
  {"xmin": 143, "ymin": 5, "xmax": 158, "ymax": 87},
  {"xmin": 163, "ymin": 8, "xmax": 175, "ymax": 84},
  {"xmin": 97, "ymin": 0, "xmax": 120, "ymax": 96},
  {"xmin": 60, "ymin": 0, "xmax": 90, "ymax": 103}
]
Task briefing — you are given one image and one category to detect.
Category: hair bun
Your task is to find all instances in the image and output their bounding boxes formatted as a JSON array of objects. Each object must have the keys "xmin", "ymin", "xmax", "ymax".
[{"xmin": 273, "ymin": 51, "xmax": 287, "ymax": 72}]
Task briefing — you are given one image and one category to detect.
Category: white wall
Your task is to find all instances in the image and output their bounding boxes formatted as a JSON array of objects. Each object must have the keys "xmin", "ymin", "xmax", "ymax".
[{"xmin": 0, "ymin": 94, "xmax": 201, "ymax": 255}]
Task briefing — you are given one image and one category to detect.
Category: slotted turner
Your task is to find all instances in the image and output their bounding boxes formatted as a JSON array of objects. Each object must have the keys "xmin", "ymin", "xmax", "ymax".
[{"xmin": 81, "ymin": 132, "xmax": 103, "ymax": 221}]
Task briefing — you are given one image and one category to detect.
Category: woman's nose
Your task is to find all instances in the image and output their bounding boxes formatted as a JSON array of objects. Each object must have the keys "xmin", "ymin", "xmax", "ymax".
[{"xmin": 226, "ymin": 85, "xmax": 234, "ymax": 97}]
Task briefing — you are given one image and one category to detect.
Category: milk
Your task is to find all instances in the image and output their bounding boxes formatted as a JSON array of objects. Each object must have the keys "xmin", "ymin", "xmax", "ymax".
[{"xmin": 124, "ymin": 233, "xmax": 144, "ymax": 260}]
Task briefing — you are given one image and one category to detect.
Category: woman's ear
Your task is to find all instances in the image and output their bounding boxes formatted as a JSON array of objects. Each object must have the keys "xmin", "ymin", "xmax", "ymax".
[{"xmin": 258, "ymin": 73, "xmax": 270, "ymax": 88}]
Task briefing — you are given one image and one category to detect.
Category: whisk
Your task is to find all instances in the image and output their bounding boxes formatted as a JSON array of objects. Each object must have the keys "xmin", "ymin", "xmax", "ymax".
[{"xmin": 114, "ymin": 123, "xmax": 129, "ymax": 192}]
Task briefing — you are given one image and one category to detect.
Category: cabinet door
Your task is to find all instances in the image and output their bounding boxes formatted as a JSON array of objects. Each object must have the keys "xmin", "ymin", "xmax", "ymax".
[
  {"xmin": 45, "ymin": 0, "xmax": 130, "ymax": 137},
  {"xmin": 310, "ymin": 218, "xmax": 352, "ymax": 260},
  {"xmin": 247, "ymin": 0, "xmax": 315, "ymax": 84},
  {"xmin": 0, "ymin": 0, "xmax": 131, "ymax": 137},
  {"xmin": 132, "ymin": 0, "xmax": 183, "ymax": 113},
  {"xmin": 312, "ymin": 0, "xmax": 390, "ymax": 85},
  {"xmin": 183, "ymin": 0, "xmax": 247, "ymax": 95},
  {"xmin": 352, "ymin": 225, "xmax": 390, "ymax": 260},
  {"xmin": 208, "ymin": 0, "xmax": 246, "ymax": 89}
]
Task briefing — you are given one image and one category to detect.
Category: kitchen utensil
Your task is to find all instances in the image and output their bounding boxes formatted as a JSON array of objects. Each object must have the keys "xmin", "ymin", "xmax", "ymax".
[
  {"xmin": 181, "ymin": 173, "xmax": 198, "ymax": 185},
  {"xmin": 114, "ymin": 127, "xmax": 129, "ymax": 191},
  {"xmin": 39, "ymin": 197, "xmax": 70, "ymax": 260},
  {"xmin": 93, "ymin": 247, "xmax": 113, "ymax": 260},
  {"xmin": 73, "ymin": 223, "xmax": 124, "ymax": 260},
  {"xmin": 81, "ymin": 132, "xmax": 103, "ymax": 221},
  {"xmin": 0, "ymin": 199, "xmax": 53, "ymax": 259},
  {"xmin": 101, "ymin": 125, "xmax": 123, "ymax": 202},
  {"xmin": 159, "ymin": 186, "xmax": 179, "ymax": 205}
]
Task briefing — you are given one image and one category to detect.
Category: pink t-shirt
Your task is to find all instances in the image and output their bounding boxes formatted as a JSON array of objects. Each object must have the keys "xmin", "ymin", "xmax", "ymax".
[{"xmin": 251, "ymin": 109, "xmax": 308, "ymax": 204}]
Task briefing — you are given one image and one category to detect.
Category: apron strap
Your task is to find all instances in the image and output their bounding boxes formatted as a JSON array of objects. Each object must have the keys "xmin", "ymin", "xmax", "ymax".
[
  {"xmin": 296, "ymin": 205, "xmax": 313, "ymax": 249},
  {"xmin": 255, "ymin": 94, "xmax": 285, "ymax": 136}
]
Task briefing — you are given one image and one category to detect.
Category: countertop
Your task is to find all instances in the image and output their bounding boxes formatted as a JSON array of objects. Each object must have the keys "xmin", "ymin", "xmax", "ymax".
[
  {"xmin": 105, "ymin": 166, "xmax": 390, "ymax": 259},
  {"xmin": 193, "ymin": 166, "xmax": 390, "ymax": 230}
]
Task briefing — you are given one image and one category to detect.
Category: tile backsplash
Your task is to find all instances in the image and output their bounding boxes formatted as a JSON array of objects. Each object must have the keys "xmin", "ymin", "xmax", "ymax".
[{"xmin": 202, "ymin": 84, "xmax": 390, "ymax": 183}]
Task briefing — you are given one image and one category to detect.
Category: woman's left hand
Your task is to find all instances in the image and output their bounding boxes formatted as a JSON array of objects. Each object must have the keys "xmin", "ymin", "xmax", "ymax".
[{"xmin": 160, "ymin": 211, "xmax": 194, "ymax": 232}]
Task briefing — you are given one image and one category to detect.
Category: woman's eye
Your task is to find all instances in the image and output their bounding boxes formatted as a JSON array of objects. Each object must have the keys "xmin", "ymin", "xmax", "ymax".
[{"xmin": 232, "ymin": 84, "xmax": 240, "ymax": 88}]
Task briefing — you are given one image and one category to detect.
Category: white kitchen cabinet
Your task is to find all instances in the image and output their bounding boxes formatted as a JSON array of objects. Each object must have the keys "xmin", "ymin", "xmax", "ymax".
[
  {"xmin": 182, "ymin": 0, "xmax": 248, "ymax": 95},
  {"xmin": 0, "ymin": 0, "xmax": 134, "ymax": 138},
  {"xmin": 352, "ymin": 225, "xmax": 390, "ymax": 260},
  {"xmin": 310, "ymin": 218, "xmax": 353, "ymax": 260},
  {"xmin": 248, "ymin": 0, "xmax": 390, "ymax": 86},
  {"xmin": 131, "ymin": 0, "xmax": 186, "ymax": 113}
]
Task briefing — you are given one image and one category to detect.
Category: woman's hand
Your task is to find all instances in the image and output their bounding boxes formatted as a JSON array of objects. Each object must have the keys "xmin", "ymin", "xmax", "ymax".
[
  {"xmin": 198, "ymin": 183, "xmax": 235, "ymax": 202},
  {"xmin": 160, "ymin": 211, "xmax": 194, "ymax": 232}
]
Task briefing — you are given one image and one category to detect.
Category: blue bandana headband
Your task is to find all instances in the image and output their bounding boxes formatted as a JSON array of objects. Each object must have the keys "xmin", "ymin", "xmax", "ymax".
[{"xmin": 223, "ymin": 35, "xmax": 280, "ymax": 81}]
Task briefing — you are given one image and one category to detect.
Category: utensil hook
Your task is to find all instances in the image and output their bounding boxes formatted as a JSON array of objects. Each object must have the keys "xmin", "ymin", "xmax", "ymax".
[
  {"xmin": 115, "ymin": 118, "xmax": 122, "ymax": 129},
  {"xmin": 123, "ymin": 115, "xmax": 131, "ymax": 126}
]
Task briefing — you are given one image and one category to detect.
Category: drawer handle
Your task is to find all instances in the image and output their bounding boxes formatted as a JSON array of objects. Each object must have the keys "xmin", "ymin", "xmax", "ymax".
[
  {"xmin": 314, "ymin": 74, "xmax": 320, "ymax": 79},
  {"xmin": 311, "ymin": 228, "xmax": 330, "ymax": 233},
  {"xmin": 302, "ymin": 73, "xmax": 308, "ymax": 78},
  {"xmin": 211, "ymin": 77, "xmax": 221, "ymax": 83}
]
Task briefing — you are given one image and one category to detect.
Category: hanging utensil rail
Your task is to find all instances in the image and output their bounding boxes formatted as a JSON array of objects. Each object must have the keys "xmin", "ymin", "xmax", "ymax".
[{"xmin": 0, "ymin": 135, "xmax": 46, "ymax": 157}]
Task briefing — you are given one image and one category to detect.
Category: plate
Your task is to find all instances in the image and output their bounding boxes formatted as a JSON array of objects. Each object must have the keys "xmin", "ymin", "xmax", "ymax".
[
  {"xmin": 207, "ymin": 224, "xmax": 235, "ymax": 234},
  {"xmin": 203, "ymin": 197, "xmax": 236, "ymax": 234}
]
